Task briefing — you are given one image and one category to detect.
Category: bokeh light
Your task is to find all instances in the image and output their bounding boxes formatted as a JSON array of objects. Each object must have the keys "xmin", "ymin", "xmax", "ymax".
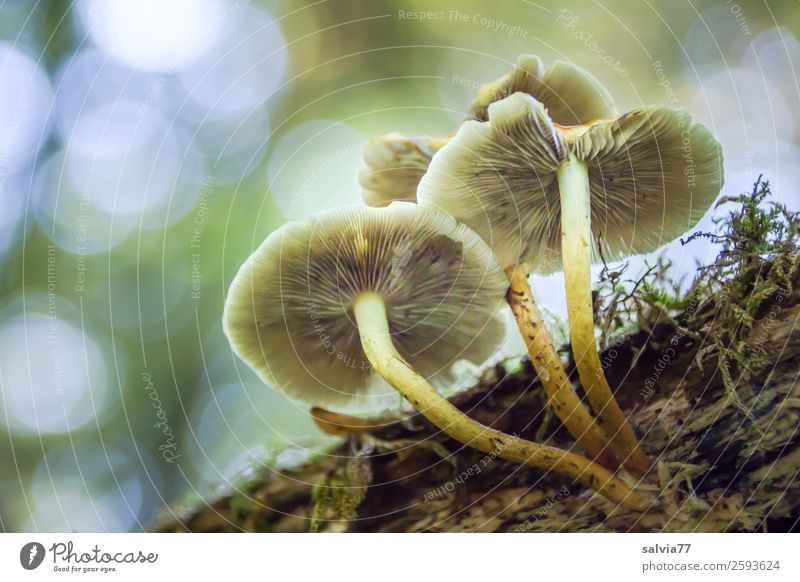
[
  {"xmin": 177, "ymin": 3, "xmax": 288, "ymax": 118},
  {"xmin": 0, "ymin": 42, "xmax": 52, "ymax": 173},
  {"xmin": 267, "ymin": 119, "xmax": 365, "ymax": 220},
  {"xmin": 32, "ymin": 149, "xmax": 137, "ymax": 254},
  {"xmin": 0, "ymin": 169, "xmax": 28, "ymax": 260},
  {"xmin": 0, "ymin": 312, "xmax": 111, "ymax": 436},
  {"xmin": 188, "ymin": 381, "xmax": 331, "ymax": 485},
  {"xmin": 1, "ymin": 0, "xmax": 799, "ymax": 534},
  {"xmin": 26, "ymin": 440, "xmax": 146, "ymax": 532},
  {"xmin": 52, "ymin": 49, "xmax": 178, "ymax": 140},
  {"xmin": 64, "ymin": 101, "xmax": 200, "ymax": 218},
  {"xmin": 78, "ymin": 0, "xmax": 224, "ymax": 73}
]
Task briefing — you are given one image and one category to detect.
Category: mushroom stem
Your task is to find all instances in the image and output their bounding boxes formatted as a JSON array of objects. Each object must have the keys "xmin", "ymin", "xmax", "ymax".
[
  {"xmin": 506, "ymin": 267, "xmax": 616, "ymax": 469},
  {"xmin": 557, "ymin": 156, "xmax": 650, "ymax": 476},
  {"xmin": 353, "ymin": 291, "xmax": 651, "ymax": 510}
]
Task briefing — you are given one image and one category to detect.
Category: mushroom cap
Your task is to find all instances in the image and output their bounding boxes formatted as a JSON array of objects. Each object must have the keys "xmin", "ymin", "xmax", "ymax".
[
  {"xmin": 223, "ymin": 203, "xmax": 508, "ymax": 410},
  {"xmin": 359, "ymin": 133, "xmax": 448, "ymax": 207},
  {"xmin": 469, "ymin": 54, "xmax": 618, "ymax": 125},
  {"xmin": 360, "ymin": 55, "xmax": 617, "ymax": 208},
  {"xmin": 418, "ymin": 92, "xmax": 724, "ymax": 273}
]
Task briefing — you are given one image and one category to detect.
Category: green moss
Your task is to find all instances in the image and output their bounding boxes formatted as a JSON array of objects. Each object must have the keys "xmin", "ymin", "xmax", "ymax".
[{"xmin": 682, "ymin": 176, "xmax": 799, "ymax": 411}]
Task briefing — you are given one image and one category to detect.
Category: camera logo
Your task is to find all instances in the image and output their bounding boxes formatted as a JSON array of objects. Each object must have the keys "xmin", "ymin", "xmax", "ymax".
[{"xmin": 20, "ymin": 542, "xmax": 46, "ymax": 570}]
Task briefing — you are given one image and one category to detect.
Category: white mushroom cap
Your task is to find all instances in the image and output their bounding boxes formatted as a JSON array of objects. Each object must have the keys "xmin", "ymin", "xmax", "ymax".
[
  {"xmin": 469, "ymin": 54, "xmax": 618, "ymax": 125},
  {"xmin": 360, "ymin": 55, "xmax": 617, "ymax": 208},
  {"xmin": 223, "ymin": 203, "xmax": 508, "ymax": 410},
  {"xmin": 418, "ymin": 92, "xmax": 724, "ymax": 273},
  {"xmin": 358, "ymin": 133, "xmax": 448, "ymax": 207}
]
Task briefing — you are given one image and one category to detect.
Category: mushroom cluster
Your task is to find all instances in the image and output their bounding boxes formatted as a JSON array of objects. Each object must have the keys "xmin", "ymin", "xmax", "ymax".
[
  {"xmin": 358, "ymin": 58, "xmax": 636, "ymax": 471},
  {"xmin": 225, "ymin": 203, "xmax": 647, "ymax": 509},
  {"xmin": 224, "ymin": 54, "xmax": 723, "ymax": 510}
]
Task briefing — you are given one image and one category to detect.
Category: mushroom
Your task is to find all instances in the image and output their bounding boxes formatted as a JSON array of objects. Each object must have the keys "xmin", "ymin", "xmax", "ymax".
[
  {"xmin": 360, "ymin": 54, "xmax": 617, "ymax": 207},
  {"xmin": 418, "ymin": 93, "xmax": 724, "ymax": 475},
  {"xmin": 468, "ymin": 54, "xmax": 617, "ymax": 125},
  {"xmin": 224, "ymin": 203, "xmax": 650, "ymax": 508},
  {"xmin": 359, "ymin": 133, "xmax": 448, "ymax": 207}
]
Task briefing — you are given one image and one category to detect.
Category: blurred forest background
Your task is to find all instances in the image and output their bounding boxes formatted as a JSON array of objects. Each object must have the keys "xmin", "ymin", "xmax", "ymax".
[{"xmin": 1, "ymin": 0, "xmax": 799, "ymax": 531}]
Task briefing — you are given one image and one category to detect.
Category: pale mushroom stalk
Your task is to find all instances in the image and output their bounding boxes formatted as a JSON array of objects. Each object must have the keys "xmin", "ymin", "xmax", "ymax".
[
  {"xmin": 557, "ymin": 155, "xmax": 650, "ymax": 475},
  {"xmin": 353, "ymin": 291, "xmax": 649, "ymax": 510},
  {"xmin": 505, "ymin": 267, "xmax": 616, "ymax": 469}
]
